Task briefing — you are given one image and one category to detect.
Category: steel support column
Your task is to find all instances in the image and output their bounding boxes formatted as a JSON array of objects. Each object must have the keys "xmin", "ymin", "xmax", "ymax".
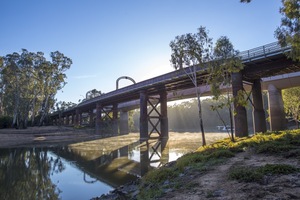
[
  {"xmin": 75, "ymin": 109, "xmax": 80, "ymax": 127},
  {"xmin": 95, "ymin": 103, "xmax": 102, "ymax": 134},
  {"xmin": 252, "ymin": 79, "xmax": 267, "ymax": 133},
  {"xmin": 140, "ymin": 90, "xmax": 148, "ymax": 140},
  {"xmin": 231, "ymin": 72, "xmax": 248, "ymax": 137},
  {"xmin": 113, "ymin": 103, "xmax": 119, "ymax": 134},
  {"xmin": 268, "ymin": 84, "xmax": 286, "ymax": 131},
  {"xmin": 65, "ymin": 115, "xmax": 69, "ymax": 125},
  {"xmin": 89, "ymin": 109, "xmax": 94, "ymax": 127},
  {"xmin": 160, "ymin": 89, "xmax": 168, "ymax": 139}
]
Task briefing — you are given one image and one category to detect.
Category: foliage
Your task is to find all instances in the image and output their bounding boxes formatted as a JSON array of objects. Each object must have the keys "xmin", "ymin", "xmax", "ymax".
[
  {"xmin": 137, "ymin": 129, "xmax": 300, "ymax": 199},
  {"xmin": 142, "ymin": 167, "xmax": 179, "ymax": 185},
  {"xmin": 0, "ymin": 148, "xmax": 65, "ymax": 199},
  {"xmin": 85, "ymin": 89, "xmax": 103, "ymax": 100},
  {"xmin": 169, "ymin": 26, "xmax": 215, "ymax": 146},
  {"xmin": 0, "ymin": 49, "xmax": 72, "ymax": 128},
  {"xmin": 229, "ymin": 164, "xmax": 299, "ymax": 183},
  {"xmin": 282, "ymin": 87, "xmax": 300, "ymax": 128},
  {"xmin": 208, "ymin": 36, "xmax": 244, "ymax": 141},
  {"xmin": 243, "ymin": 0, "xmax": 300, "ymax": 60},
  {"xmin": 275, "ymin": 0, "xmax": 300, "ymax": 61},
  {"xmin": 0, "ymin": 116, "xmax": 12, "ymax": 128}
]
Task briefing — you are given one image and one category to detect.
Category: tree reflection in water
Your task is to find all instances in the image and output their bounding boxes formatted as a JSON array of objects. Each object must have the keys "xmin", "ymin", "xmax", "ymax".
[{"xmin": 0, "ymin": 148, "xmax": 65, "ymax": 200}]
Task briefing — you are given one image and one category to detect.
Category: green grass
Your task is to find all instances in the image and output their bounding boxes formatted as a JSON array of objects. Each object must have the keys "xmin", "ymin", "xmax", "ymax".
[
  {"xmin": 229, "ymin": 164, "xmax": 299, "ymax": 183},
  {"xmin": 136, "ymin": 129, "xmax": 300, "ymax": 199}
]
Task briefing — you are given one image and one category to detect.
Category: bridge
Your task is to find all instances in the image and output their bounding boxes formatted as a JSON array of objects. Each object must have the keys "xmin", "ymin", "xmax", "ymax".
[{"xmin": 50, "ymin": 42, "xmax": 300, "ymax": 138}]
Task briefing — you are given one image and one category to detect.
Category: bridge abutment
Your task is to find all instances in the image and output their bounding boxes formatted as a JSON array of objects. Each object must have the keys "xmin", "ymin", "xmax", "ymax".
[
  {"xmin": 252, "ymin": 79, "xmax": 267, "ymax": 133},
  {"xmin": 267, "ymin": 84, "xmax": 286, "ymax": 131},
  {"xmin": 232, "ymin": 72, "xmax": 248, "ymax": 137}
]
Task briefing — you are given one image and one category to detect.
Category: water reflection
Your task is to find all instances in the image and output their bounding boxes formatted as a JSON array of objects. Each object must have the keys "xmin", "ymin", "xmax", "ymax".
[
  {"xmin": 0, "ymin": 132, "xmax": 227, "ymax": 199},
  {"xmin": 0, "ymin": 148, "xmax": 63, "ymax": 200}
]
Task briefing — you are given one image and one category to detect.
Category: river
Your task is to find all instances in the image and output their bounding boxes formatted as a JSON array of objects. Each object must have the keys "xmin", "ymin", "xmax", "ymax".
[{"xmin": 0, "ymin": 132, "xmax": 227, "ymax": 200}]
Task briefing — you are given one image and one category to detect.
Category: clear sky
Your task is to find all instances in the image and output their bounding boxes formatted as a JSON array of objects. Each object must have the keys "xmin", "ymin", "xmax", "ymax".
[{"xmin": 0, "ymin": 0, "xmax": 282, "ymax": 103}]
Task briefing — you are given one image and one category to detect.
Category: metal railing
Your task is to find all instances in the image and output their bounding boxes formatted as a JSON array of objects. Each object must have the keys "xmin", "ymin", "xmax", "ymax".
[{"xmin": 239, "ymin": 41, "xmax": 291, "ymax": 61}]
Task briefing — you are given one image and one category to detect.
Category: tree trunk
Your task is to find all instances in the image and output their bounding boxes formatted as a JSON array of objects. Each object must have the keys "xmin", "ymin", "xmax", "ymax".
[
  {"xmin": 39, "ymin": 95, "xmax": 49, "ymax": 126},
  {"xmin": 196, "ymin": 86, "xmax": 206, "ymax": 146}
]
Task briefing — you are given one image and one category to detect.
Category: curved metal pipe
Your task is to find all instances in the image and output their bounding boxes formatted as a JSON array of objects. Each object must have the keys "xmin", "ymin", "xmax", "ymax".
[{"xmin": 116, "ymin": 76, "xmax": 136, "ymax": 89}]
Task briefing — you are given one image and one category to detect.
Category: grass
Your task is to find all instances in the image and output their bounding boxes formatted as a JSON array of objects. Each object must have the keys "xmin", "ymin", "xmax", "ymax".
[
  {"xmin": 229, "ymin": 164, "xmax": 300, "ymax": 183},
  {"xmin": 136, "ymin": 129, "xmax": 300, "ymax": 199}
]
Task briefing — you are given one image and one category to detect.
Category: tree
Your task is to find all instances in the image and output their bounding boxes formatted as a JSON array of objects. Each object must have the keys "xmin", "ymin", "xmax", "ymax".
[
  {"xmin": 85, "ymin": 89, "xmax": 102, "ymax": 99},
  {"xmin": 170, "ymin": 26, "xmax": 213, "ymax": 146},
  {"xmin": 0, "ymin": 50, "xmax": 72, "ymax": 128},
  {"xmin": 38, "ymin": 51, "xmax": 72, "ymax": 126},
  {"xmin": 275, "ymin": 0, "xmax": 300, "ymax": 61},
  {"xmin": 208, "ymin": 36, "xmax": 244, "ymax": 141},
  {"xmin": 241, "ymin": 0, "xmax": 300, "ymax": 61},
  {"xmin": 282, "ymin": 87, "xmax": 300, "ymax": 128}
]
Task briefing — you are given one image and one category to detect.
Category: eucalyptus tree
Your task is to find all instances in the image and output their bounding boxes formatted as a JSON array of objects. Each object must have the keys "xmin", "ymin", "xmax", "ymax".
[
  {"xmin": 282, "ymin": 87, "xmax": 300, "ymax": 128},
  {"xmin": 241, "ymin": 0, "xmax": 300, "ymax": 61},
  {"xmin": 38, "ymin": 51, "xmax": 72, "ymax": 126},
  {"xmin": 275, "ymin": 0, "xmax": 300, "ymax": 61},
  {"xmin": 0, "ymin": 50, "xmax": 72, "ymax": 128},
  {"xmin": 170, "ymin": 26, "xmax": 213, "ymax": 146},
  {"xmin": 85, "ymin": 89, "xmax": 102, "ymax": 99},
  {"xmin": 208, "ymin": 36, "xmax": 244, "ymax": 141}
]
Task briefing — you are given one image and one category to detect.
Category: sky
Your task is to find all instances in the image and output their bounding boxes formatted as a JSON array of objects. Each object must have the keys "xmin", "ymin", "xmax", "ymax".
[{"xmin": 0, "ymin": 0, "xmax": 282, "ymax": 103}]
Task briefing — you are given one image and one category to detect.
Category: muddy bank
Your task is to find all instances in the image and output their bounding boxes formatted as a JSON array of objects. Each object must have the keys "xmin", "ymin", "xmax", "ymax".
[{"xmin": 0, "ymin": 126, "xmax": 101, "ymax": 148}]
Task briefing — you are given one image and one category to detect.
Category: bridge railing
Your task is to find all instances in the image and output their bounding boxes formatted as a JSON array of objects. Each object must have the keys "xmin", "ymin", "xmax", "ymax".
[{"xmin": 239, "ymin": 41, "xmax": 291, "ymax": 61}]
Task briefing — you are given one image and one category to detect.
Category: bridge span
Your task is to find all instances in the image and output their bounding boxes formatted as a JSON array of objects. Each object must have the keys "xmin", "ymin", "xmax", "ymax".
[{"xmin": 51, "ymin": 42, "xmax": 300, "ymax": 138}]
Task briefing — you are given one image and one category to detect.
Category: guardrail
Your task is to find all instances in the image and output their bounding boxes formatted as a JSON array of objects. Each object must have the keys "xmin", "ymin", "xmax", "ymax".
[{"xmin": 239, "ymin": 41, "xmax": 291, "ymax": 61}]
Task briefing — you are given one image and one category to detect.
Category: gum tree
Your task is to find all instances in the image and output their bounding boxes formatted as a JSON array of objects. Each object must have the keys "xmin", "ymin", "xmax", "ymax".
[
  {"xmin": 0, "ymin": 50, "xmax": 72, "ymax": 128},
  {"xmin": 242, "ymin": 0, "xmax": 300, "ymax": 61},
  {"xmin": 208, "ymin": 36, "xmax": 244, "ymax": 141},
  {"xmin": 282, "ymin": 87, "xmax": 300, "ymax": 128},
  {"xmin": 170, "ymin": 26, "xmax": 213, "ymax": 146}
]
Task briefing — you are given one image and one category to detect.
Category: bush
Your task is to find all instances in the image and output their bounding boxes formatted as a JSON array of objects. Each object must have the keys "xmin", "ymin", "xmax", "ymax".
[{"xmin": 0, "ymin": 116, "xmax": 12, "ymax": 128}]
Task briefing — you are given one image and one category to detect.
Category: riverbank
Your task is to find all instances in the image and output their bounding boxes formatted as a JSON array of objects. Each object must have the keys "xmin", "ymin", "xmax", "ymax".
[
  {"xmin": 0, "ymin": 126, "xmax": 101, "ymax": 148},
  {"xmin": 95, "ymin": 129, "xmax": 300, "ymax": 200}
]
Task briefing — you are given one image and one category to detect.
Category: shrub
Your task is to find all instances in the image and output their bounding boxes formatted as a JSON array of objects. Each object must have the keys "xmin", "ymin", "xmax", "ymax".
[{"xmin": 0, "ymin": 116, "xmax": 12, "ymax": 128}]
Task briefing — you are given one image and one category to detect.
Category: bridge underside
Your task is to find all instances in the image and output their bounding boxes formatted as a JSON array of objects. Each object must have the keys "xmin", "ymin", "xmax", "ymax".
[{"xmin": 51, "ymin": 42, "xmax": 300, "ymax": 139}]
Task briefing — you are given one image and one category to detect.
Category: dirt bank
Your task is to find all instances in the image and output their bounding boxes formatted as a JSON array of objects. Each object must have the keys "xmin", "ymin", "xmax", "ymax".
[{"xmin": 0, "ymin": 126, "xmax": 101, "ymax": 148}]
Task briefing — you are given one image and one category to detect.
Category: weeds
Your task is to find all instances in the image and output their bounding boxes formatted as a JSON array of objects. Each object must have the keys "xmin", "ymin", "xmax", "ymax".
[
  {"xmin": 137, "ymin": 129, "xmax": 300, "ymax": 199},
  {"xmin": 229, "ymin": 164, "xmax": 299, "ymax": 183}
]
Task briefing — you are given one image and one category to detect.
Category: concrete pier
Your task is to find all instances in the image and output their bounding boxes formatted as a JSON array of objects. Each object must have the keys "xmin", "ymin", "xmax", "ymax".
[
  {"xmin": 252, "ymin": 79, "xmax": 267, "ymax": 133},
  {"xmin": 268, "ymin": 84, "xmax": 286, "ymax": 131},
  {"xmin": 231, "ymin": 72, "xmax": 248, "ymax": 137}
]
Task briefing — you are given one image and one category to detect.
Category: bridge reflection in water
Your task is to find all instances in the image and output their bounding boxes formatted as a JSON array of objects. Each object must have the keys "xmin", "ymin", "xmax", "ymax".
[
  {"xmin": 0, "ymin": 132, "xmax": 227, "ymax": 199},
  {"xmin": 52, "ymin": 136, "xmax": 170, "ymax": 188},
  {"xmin": 52, "ymin": 132, "xmax": 227, "ymax": 188}
]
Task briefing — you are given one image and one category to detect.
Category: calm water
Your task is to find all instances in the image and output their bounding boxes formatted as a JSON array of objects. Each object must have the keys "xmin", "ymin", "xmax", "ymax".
[{"xmin": 0, "ymin": 132, "xmax": 227, "ymax": 200}]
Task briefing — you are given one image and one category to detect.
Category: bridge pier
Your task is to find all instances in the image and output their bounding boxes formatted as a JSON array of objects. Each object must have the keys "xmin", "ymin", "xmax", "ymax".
[
  {"xmin": 113, "ymin": 104, "xmax": 119, "ymax": 134},
  {"xmin": 268, "ymin": 84, "xmax": 286, "ymax": 131},
  {"xmin": 231, "ymin": 72, "xmax": 248, "ymax": 137},
  {"xmin": 140, "ymin": 90, "xmax": 148, "ymax": 140},
  {"xmin": 120, "ymin": 111, "xmax": 129, "ymax": 135},
  {"xmin": 95, "ymin": 103, "xmax": 102, "ymax": 133},
  {"xmin": 139, "ymin": 89, "xmax": 169, "ymax": 140},
  {"xmin": 252, "ymin": 79, "xmax": 267, "ymax": 133},
  {"xmin": 89, "ymin": 109, "xmax": 94, "ymax": 127},
  {"xmin": 65, "ymin": 115, "xmax": 70, "ymax": 126},
  {"xmin": 160, "ymin": 90, "xmax": 169, "ymax": 139},
  {"xmin": 75, "ymin": 109, "xmax": 80, "ymax": 127}
]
